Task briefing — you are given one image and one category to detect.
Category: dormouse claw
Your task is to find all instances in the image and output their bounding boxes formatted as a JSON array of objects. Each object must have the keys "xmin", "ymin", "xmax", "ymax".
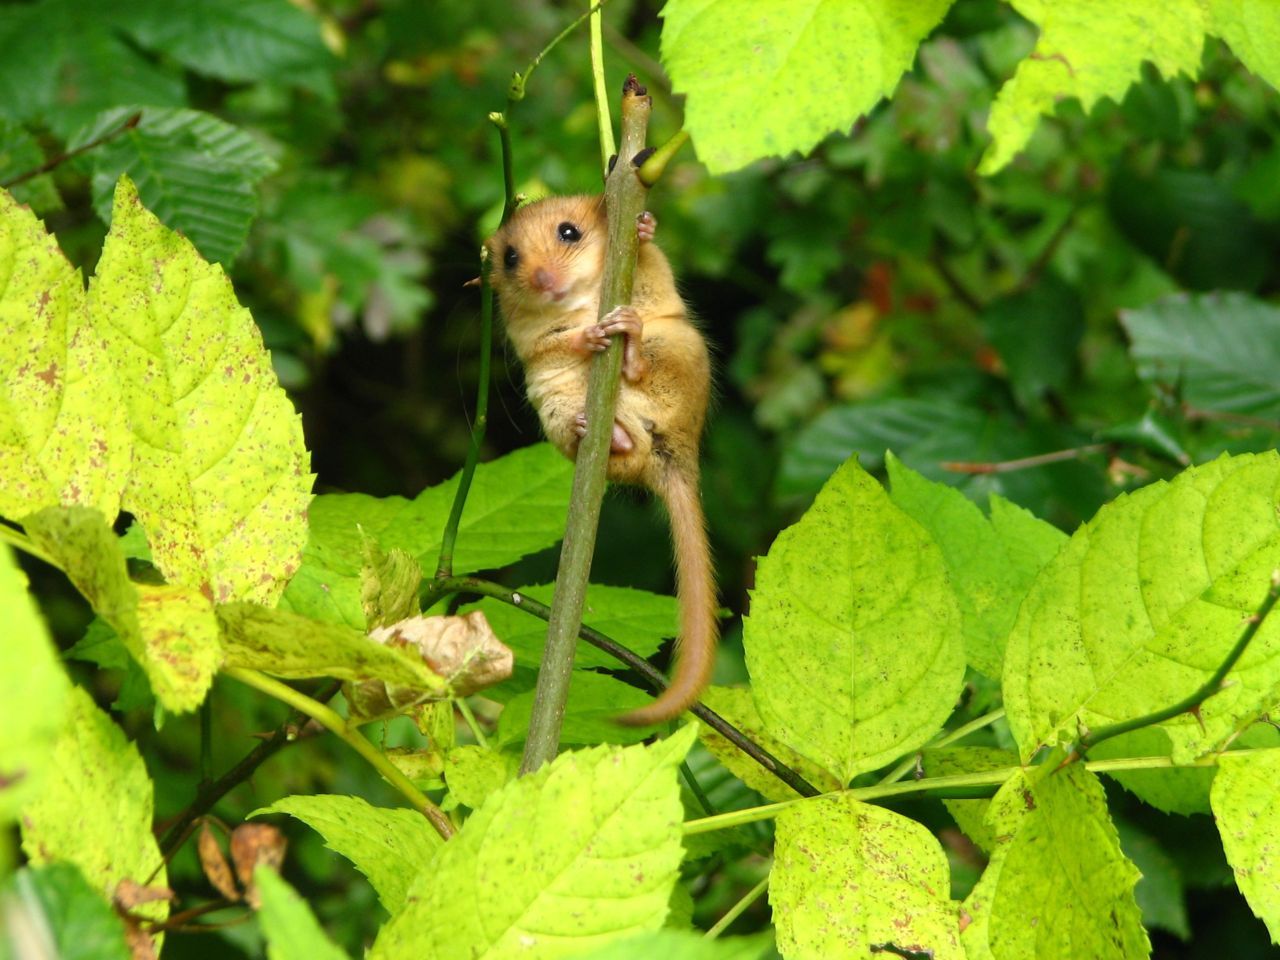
[{"xmin": 636, "ymin": 211, "xmax": 657, "ymax": 244}]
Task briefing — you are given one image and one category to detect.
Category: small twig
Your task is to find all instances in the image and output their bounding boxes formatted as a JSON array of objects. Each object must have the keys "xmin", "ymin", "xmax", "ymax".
[
  {"xmin": 508, "ymin": 0, "xmax": 615, "ymax": 104},
  {"xmin": 941, "ymin": 444, "xmax": 1108, "ymax": 475},
  {"xmin": 704, "ymin": 873, "xmax": 770, "ymax": 939},
  {"xmin": 681, "ymin": 760, "xmax": 716, "ymax": 817},
  {"xmin": 423, "ymin": 575, "xmax": 820, "ymax": 797},
  {"xmin": 876, "ymin": 708, "xmax": 1006, "ymax": 786},
  {"xmin": 1, "ymin": 111, "xmax": 142, "ymax": 189},
  {"xmin": 1182, "ymin": 406, "xmax": 1280, "ymax": 432},
  {"xmin": 157, "ymin": 681, "xmax": 341, "ymax": 857},
  {"xmin": 224, "ymin": 667, "xmax": 454, "ymax": 841},
  {"xmin": 1061, "ymin": 571, "xmax": 1280, "ymax": 765}
]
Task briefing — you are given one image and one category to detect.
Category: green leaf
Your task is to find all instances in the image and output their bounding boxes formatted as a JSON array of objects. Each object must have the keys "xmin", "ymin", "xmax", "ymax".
[
  {"xmin": 980, "ymin": 2, "xmax": 1207, "ymax": 173},
  {"xmin": 360, "ymin": 534, "xmax": 422, "ymax": 628},
  {"xmin": 744, "ymin": 457, "xmax": 965, "ymax": 782},
  {"xmin": 118, "ymin": 0, "xmax": 334, "ymax": 90},
  {"xmin": 771, "ymin": 793, "xmax": 962, "ymax": 960},
  {"xmin": 0, "ymin": 187, "xmax": 130, "ymax": 522},
  {"xmin": 282, "ymin": 445, "xmax": 571, "ymax": 627},
  {"xmin": 462, "ymin": 583, "xmax": 674, "ymax": 672},
  {"xmin": 1, "ymin": 863, "xmax": 132, "ymax": 960},
  {"xmin": 254, "ymin": 794, "xmax": 441, "ymax": 916},
  {"xmin": 75, "ymin": 107, "xmax": 279, "ymax": 265},
  {"xmin": 697, "ymin": 687, "xmax": 842, "ymax": 803},
  {"xmin": 496, "ymin": 672, "xmax": 664, "ymax": 748},
  {"xmin": 19, "ymin": 686, "xmax": 169, "ymax": 931},
  {"xmin": 0, "ymin": 544, "xmax": 69, "ymax": 823},
  {"xmin": 570, "ymin": 929, "xmax": 774, "ymax": 960},
  {"xmin": 980, "ymin": 276, "xmax": 1084, "ymax": 412},
  {"xmin": 443, "ymin": 745, "xmax": 514, "ymax": 811},
  {"xmin": 660, "ymin": 0, "xmax": 953, "ymax": 174},
  {"xmin": 88, "ymin": 176, "xmax": 313, "ymax": 606},
  {"xmin": 1211, "ymin": 749, "xmax": 1280, "ymax": 942},
  {"xmin": 1122, "ymin": 293, "xmax": 1280, "ymax": 420},
  {"xmin": 961, "ymin": 763, "xmax": 1148, "ymax": 959},
  {"xmin": 0, "ymin": 119, "xmax": 58, "ymax": 210},
  {"xmin": 0, "ymin": 1, "xmax": 185, "ymax": 135},
  {"xmin": 370, "ymin": 727, "xmax": 696, "ymax": 960},
  {"xmin": 1109, "ymin": 169, "xmax": 1270, "ymax": 291},
  {"xmin": 254, "ymin": 867, "xmax": 351, "ymax": 960},
  {"xmin": 25, "ymin": 506, "xmax": 221, "ymax": 713},
  {"xmin": 1116, "ymin": 818, "xmax": 1191, "ymax": 941},
  {"xmin": 64, "ymin": 618, "xmax": 157, "ymax": 713},
  {"xmin": 1003, "ymin": 452, "xmax": 1280, "ymax": 763},
  {"xmin": 1208, "ymin": 0, "xmax": 1280, "ymax": 90},
  {"xmin": 1088, "ymin": 727, "xmax": 1216, "ymax": 816},
  {"xmin": 218, "ymin": 602, "xmax": 445, "ymax": 692},
  {"xmin": 923, "ymin": 746, "xmax": 1019, "ymax": 854},
  {"xmin": 887, "ymin": 455, "xmax": 1064, "ymax": 678}
]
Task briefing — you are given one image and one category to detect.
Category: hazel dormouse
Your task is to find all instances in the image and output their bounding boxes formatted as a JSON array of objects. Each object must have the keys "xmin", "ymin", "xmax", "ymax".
[{"xmin": 486, "ymin": 195, "xmax": 715, "ymax": 725}]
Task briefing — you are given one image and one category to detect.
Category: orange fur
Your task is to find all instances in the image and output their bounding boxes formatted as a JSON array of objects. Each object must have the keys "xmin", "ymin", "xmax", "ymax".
[{"xmin": 487, "ymin": 195, "xmax": 717, "ymax": 726}]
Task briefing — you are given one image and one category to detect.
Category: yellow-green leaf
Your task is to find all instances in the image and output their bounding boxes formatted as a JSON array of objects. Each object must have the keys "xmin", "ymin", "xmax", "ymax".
[
  {"xmin": 1211, "ymin": 749, "xmax": 1280, "ymax": 942},
  {"xmin": 218, "ymin": 601, "xmax": 445, "ymax": 692},
  {"xmin": 0, "ymin": 187, "xmax": 129, "ymax": 521},
  {"xmin": 88, "ymin": 176, "xmax": 312, "ymax": 606},
  {"xmin": 25, "ymin": 505, "xmax": 221, "ymax": 713},
  {"xmin": 0, "ymin": 543, "xmax": 69, "ymax": 822},
  {"xmin": 744, "ymin": 458, "xmax": 965, "ymax": 782},
  {"xmin": 772, "ymin": 793, "xmax": 962, "ymax": 960},
  {"xmin": 980, "ymin": 2, "xmax": 1206, "ymax": 173},
  {"xmin": 697, "ymin": 686, "xmax": 841, "ymax": 803},
  {"xmin": 254, "ymin": 795, "xmax": 441, "ymax": 917},
  {"xmin": 19, "ymin": 686, "xmax": 169, "ymax": 932},
  {"xmin": 660, "ymin": 0, "xmax": 952, "ymax": 174},
  {"xmin": 961, "ymin": 762, "xmax": 1148, "ymax": 959},
  {"xmin": 1003, "ymin": 452, "xmax": 1280, "ymax": 763},
  {"xmin": 371, "ymin": 727, "xmax": 696, "ymax": 959}
]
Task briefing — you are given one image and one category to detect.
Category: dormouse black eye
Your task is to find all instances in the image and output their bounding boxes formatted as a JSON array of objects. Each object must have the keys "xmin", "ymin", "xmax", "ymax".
[
  {"xmin": 503, "ymin": 246, "xmax": 519, "ymax": 270},
  {"xmin": 557, "ymin": 222, "xmax": 582, "ymax": 243}
]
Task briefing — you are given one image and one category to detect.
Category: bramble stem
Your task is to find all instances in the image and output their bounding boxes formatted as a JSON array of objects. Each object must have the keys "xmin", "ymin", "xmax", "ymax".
[
  {"xmin": 683, "ymin": 749, "xmax": 1265, "ymax": 837},
  {"xmin": 1065, "ymin": 572, "xmax": 1280, "ymax": 762},
  {"xmin": 224, "ymin": 667, "xmax": 453, "ymax": 841},
  {"xmin": 876, "ymin": 708, "xmax": 1006, "ymax": 786},
  {"xmin": 520, "ymin": 78, "xmax": 653, "ymax": 776},
  {"xmin": 424, "ymin": 575, "xmax": 819, "ymax": 796},
  {"xmin": 158, "ymin": 681, "xmax": 341, "ymax": 857}
]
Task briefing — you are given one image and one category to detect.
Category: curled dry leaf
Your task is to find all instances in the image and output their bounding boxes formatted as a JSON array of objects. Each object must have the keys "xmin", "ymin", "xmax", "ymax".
[
  {"xmin": 347, "ymin": 612, "xmax": 512, "ymax": 720},
  {"xmin": 113, "ymin": 879, "xmax": 174, "ymax": 960},
  {"xmin": 197, "ymin": 821, "xmax": 240, "ymax": 901},
  {"xmin": 230, "ymin": 822, "xmax": 287, "ymax": 909}
]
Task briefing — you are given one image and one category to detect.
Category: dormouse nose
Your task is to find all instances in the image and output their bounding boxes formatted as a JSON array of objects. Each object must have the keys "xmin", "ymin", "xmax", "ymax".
[{"xmin": 532, "ymin": 267, "xmax": 556, "ymax": 292}]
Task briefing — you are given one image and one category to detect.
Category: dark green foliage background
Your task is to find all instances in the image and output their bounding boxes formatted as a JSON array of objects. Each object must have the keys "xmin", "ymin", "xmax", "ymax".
[{"xmin": 6, "ymin": 0, "xmax": 1280, "ymax": 955}]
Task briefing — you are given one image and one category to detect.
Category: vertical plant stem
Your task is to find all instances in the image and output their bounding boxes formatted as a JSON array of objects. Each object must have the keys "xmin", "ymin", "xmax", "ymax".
[
  {"xmin": 705, "ymin": 874, "xmax": 770, "ymax": 939},
  {"xmin": 435, "ymin": 263, "xmax": 493, "ymax": 578},
  {"xmin": 590, "ymin": 0, "xmax": 615, "ymax": 176},
  {"xmin": 199, "ymin": 698, "xmax": 214, "ymax": 784},
  {"xmin": 520, "ymin": 78, "xmax": 653, "ymax": 775},
  {"xmin": 224, "ymin": 667, "xmax": 454, "ymax": 841}
]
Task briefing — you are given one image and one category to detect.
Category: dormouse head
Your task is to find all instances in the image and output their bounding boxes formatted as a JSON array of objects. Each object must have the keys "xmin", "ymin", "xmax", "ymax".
[{"xmin": 485, "ymin": 195, "xmax": 607, "ymax": 312}]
